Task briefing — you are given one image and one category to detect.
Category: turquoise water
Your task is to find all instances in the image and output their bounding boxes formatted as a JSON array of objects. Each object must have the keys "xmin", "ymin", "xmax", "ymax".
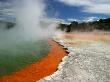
[{"xmin": 0, "ymin": 40, "xmax": 50, "ymax": 76}]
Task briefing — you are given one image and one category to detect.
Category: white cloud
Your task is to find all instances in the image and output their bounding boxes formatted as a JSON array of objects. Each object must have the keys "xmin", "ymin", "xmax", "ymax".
[
  {"xmin": 83, "ymin": 17, "xmax": 99, "ymax": 22},
  {"xmin": 46, "ymin": 18, "xmax": 70, "ymax": 24},
  {"xmin": 58, "ymin": 0, "xmax": 90, "ymax": 6},
  {"xmin": 57, "ymin": 0, "xmax": 110, "ymax": 15},
  {"xmin": 67, "ymin": 17, "xmax": 99, "ymax": 22},
  {"xmin": 0, "ymin": 1, "xmax": 16, "ymax": 22},
  {"xmin": 83, "ymin": 4, "xmax": 110, "ymax": 14},
  {"xmin": 67, "ymin": 18, "xmax": 79, "ymax": 21}
]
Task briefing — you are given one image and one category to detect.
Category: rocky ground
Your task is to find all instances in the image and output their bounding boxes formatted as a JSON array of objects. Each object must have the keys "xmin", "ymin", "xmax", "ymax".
[{"xmin": 38, "ymin": 33, "xmax": 110, "ymax": 82}]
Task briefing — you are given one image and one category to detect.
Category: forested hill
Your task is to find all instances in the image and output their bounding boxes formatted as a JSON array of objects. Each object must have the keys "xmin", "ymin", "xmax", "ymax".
[{"xmin": 58, "ymin": 18, "xmax": 110, "ymax": 32}]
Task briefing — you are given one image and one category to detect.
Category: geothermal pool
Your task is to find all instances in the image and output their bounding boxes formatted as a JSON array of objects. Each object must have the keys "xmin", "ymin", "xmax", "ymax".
[
  {"xmin": 0, "ymin": 0, "xmax": 57, "ymax": 79},
  {"xmin": 0, "ymin": 40, "xmax": 50, "ymax": 76}
]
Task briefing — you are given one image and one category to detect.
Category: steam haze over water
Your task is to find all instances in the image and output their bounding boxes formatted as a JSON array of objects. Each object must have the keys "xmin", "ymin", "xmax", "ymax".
[
  {"xmin": 0, "ymin": 0, "xmax": 58, "ymax": 76},
  {"xmin": 0, "ymin": 0, "xmax": 57, "ymax": 42}
]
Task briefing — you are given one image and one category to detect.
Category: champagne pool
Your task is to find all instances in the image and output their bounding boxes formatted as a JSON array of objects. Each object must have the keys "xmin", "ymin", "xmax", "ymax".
[
  {"xmin": 0, "ymin": 40, "xmax": 50, "ymax": 76},
  {"xmin": 0, "ymin": 0, "xmax": 56, "ymax": 77}
]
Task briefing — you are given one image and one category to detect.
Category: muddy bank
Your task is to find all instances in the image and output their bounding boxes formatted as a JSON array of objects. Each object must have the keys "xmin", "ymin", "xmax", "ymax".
[{"xmin": 0, "ymin": 40, "xmax": 66, "ymax": 82}]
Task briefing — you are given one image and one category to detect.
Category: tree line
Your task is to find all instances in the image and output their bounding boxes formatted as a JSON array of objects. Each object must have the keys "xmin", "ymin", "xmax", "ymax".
[{"xmin": 57, "ymin": 18, "xmax": 110, "ymax": 32}]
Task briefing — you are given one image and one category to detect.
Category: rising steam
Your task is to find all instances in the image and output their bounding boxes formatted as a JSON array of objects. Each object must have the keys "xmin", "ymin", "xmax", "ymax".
[{"xmin": 0, "ymin": 0, "xmax": 57, "ymax": 42}]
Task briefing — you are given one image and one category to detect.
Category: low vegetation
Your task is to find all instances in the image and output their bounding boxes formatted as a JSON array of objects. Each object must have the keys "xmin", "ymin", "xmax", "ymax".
[{"xmin": 58, "ymin": 18, "xmax": 110, "ymax": 32}]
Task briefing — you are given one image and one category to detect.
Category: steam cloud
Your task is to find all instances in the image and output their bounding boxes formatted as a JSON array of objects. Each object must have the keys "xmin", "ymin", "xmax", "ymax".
[{"xmin": 0, "ymin": 0, "xmax": 57, "ymax": 42}]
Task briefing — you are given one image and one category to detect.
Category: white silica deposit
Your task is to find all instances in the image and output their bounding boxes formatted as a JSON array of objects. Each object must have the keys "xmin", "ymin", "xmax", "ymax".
[{"xmin": 38, "ymin": 36, "xmax": 110, "ymax": 82}]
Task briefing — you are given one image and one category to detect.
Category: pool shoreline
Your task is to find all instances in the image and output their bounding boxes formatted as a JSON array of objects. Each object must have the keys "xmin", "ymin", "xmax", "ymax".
[{"xmin": 0, "ymin": 39, "xmax": 67, "ymax": 82}]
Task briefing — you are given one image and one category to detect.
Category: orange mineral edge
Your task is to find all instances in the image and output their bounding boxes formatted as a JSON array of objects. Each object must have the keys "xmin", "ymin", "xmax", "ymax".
[{"xmin": 0, "ymin": 39, "xmax": 67, "ymax": 82}]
